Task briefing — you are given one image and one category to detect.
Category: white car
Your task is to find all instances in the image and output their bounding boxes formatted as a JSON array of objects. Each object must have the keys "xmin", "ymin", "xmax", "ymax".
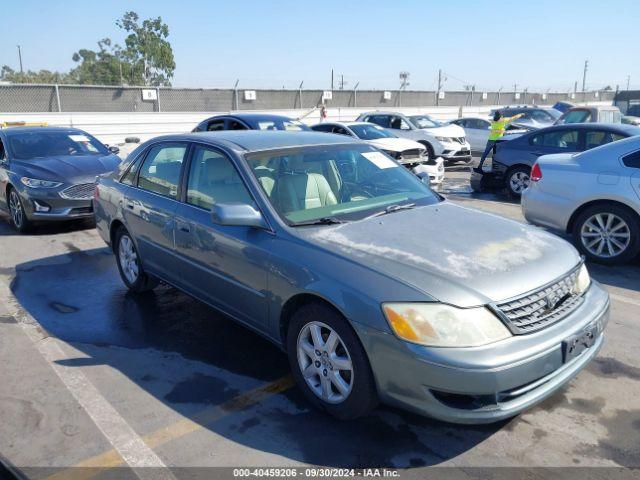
[
  {"xmin": 356, "ymin": 111, "xmax": 471, "ymax": 164},
  {"xmin": 310, "ymin": 121, "xmax": 445, "ymax": 185},
  {"xmin": 449, "ymin": 117, "xmax": 529, "ymax": 152}
]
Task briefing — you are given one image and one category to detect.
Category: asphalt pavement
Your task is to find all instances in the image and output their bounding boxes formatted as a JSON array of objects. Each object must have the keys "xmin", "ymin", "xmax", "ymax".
[{"xmin": 0, "ymin": 167, "xmax": 638, "ymax": 479}]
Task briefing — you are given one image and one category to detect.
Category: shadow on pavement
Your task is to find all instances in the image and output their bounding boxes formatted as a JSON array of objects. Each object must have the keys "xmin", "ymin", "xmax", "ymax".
[{"xmin": 9, "ymin": 248, "xmax": 503, "ymax": 468}]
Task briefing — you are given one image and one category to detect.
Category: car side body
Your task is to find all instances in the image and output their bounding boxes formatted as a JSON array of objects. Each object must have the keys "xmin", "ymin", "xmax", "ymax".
[
  {"xmin": 449, "ymin": 117, "xmax": 531, "ymax": 152},
  {"xmin": 94, "ymin": 131, "xmax": 609, "ymax": 424},
  {"xmin": 470, "ymin": 123, "xmax": 640, "ymax": 197},
  {"xmin": 522, "ymin": 135, "xmax": 640, "ymax": 264}
]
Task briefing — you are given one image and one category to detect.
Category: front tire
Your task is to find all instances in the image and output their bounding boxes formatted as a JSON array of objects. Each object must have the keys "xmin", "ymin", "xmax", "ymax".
[
  {"xmin": 287, "ymin": 302, "xmax": 378, "ymax": 419},
  {"xmin": 114, "ymin": 226, "xmax": 159, "ymax": 292},
  {"xmin": 506, "ymin": 165, "xmax": 531, "ymax": 198},
  {"xmin": 7, "ymin": 187, "xmax": 32, "ymax": 233},
  {"xmin": 572, "ymin": 204, "xmax": 640, "ymax": 265}
]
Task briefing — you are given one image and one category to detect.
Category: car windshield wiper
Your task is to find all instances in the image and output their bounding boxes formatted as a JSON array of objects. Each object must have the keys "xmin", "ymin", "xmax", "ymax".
[
  {"xmin": 290, "ymin": 216, "xmax": 345, "ymax": 227},
  {"xmin": 368, "ymin": 203, "xmax": 417, "ymax": 218}
]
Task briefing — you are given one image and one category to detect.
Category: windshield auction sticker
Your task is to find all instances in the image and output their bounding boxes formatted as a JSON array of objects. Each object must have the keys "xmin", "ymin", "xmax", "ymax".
[{"xmin": 362, "ymin": 151, "xmax": 398, "ymax": 169}]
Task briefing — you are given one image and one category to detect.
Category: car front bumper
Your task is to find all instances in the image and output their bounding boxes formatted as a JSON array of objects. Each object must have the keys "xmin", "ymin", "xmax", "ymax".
[
  {"xmin": 436, "ymin": 141, "xmax": 472, "ymax": 163},
  {"xmin": 353, "ymin": 281, "xmax": 609, "ymax": 424},
  {"xmin": 19, "ymin": 187, "xmax": 94, "ymax": 221}
]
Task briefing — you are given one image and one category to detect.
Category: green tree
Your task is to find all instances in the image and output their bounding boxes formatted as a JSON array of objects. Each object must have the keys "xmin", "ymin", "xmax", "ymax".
[
  {"xmin": 68, "ymin": 38, "xmax": 123, "ymax": 85},
  {"xmin": 117, "ymin": 11, "xmax": 175, "ymax": 86},
  {"xmin": 0, "ymin": 65, "xmax": 69, "ymax": 84}
]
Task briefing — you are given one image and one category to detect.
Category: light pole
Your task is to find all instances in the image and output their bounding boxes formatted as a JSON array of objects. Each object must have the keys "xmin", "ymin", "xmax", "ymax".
[{"xmin": 16, "ymin": 45, "xmax": 23, "ymax": 74}]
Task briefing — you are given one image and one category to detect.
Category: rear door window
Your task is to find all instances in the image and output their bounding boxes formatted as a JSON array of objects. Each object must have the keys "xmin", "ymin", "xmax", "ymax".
[
  {"xmin": 585, "ymin": 131, "xmax": 627, "ymax": 150},
  {"xmin": 366, "ymin": 115, "xmax": 391, "ymax": 128},
  {"xmin": 622, "ymin": 150, "xmax": 640, "ymax": 169},
  {"xmin": 206, "ymin": 119, "xmax": 226, "ymax": 131},
  {"xmin": 531, "ymin": 130, "xmax": 581, "ymax": 150},
  {"xmin": 137, "ymin": 143, "xmax": 187, "ymax": 198}
]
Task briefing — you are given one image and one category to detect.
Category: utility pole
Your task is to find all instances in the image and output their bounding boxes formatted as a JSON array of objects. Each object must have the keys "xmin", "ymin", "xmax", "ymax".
[
  {"xmin": 298, "ymin": 81, "xmax": 304, "ymax": 109},
  {"xmin": 582, "ymin": 60, "xmax": 589, "ymax": 92},
  {"xmin": 627, "ymin": 75, "xmax": 631, "ymax": 90},
  {"xmin": 436, "ymin": 69, "xmax": 443, "ymax": 106},
  {"xmin": 16, "ymin": 45, "xmax": 23, "ymax": 74},
  {"xmin": 513, "ymin": 84, "xmax": 518, "ymax": 104},
  {"xmin": 353, "ymin": 81, "xmax": 359, "ymax": 107},
  {"xmin": 331, "ymin": 69, "xmax": 334, "ymax": 91},
  {"xmin": 233, "ymin": 79, "xmax": 239, "ymax": 111},
  {"xmin": 338, "ymin": 74, "xmax": 348, "ymax": 90}
]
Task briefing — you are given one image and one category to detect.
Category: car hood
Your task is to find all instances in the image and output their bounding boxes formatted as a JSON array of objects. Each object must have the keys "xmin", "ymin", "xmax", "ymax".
[
  {"xmin": 295, "ymin": 202, "xmax": 580, "ymax": 306},
  {"xmin": 12, "ymin": 154, "xmax": 121, "ymax": 184},
  {"xmin": 419, "ymin": 123, "xmax": 466, "ymax": 137},
  {"xmin": 366, "ymin": 137, "xmax": 425, "ymax": 153}
]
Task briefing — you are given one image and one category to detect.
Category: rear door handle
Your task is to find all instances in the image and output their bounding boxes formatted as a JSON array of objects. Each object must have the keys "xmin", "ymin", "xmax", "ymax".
[
  {"xmin": 179, "ymin": 225, "xmax": 191, "ymax": 233},
  {"xmin": 126, "ymin": 202, "xmax": 134, "ymax": 210}
]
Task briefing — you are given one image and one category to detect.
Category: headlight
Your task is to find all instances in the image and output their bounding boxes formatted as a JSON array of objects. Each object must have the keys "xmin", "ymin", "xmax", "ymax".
[
  {"xmin": 21, "ymin": 177, "xmax": 63, "ymax": 188},
  {"xmin": 383, "ymin": 303, "xmax": 512, "ymax": 347},
  {"xmin": 572, "ymin": 264, "xmax": 591, "ymax": 295},
  {"xmin": 435, "ymin": 136, "xmax": 451, "ymax": 142}
]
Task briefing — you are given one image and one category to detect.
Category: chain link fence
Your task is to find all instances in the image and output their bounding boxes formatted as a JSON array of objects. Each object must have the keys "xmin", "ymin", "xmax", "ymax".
[{"xmin": 0, "ymin": 84, "xmax": 616, "ymax": 113}]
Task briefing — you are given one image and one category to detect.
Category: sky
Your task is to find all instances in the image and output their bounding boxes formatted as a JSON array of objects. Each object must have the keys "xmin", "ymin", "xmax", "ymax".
[{"xmin": 1, "ymin": 0, "xmax": 639, "ymax": 92}]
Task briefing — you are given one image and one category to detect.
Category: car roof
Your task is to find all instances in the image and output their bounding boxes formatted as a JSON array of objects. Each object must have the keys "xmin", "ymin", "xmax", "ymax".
[
  {"xmin": 540, "ymin": 123, "xmax": 640, "ymax": 133},
  {"xmin": 148, "ymin": 131, "xmax": 360, "ymax": 152},
  {"xmin": 1, "ymin": 126, "xmax": 85, "ymax": 137},
  {"xmin": 206, "ymin": 113, "xmax": 299, "ymax": 121}
]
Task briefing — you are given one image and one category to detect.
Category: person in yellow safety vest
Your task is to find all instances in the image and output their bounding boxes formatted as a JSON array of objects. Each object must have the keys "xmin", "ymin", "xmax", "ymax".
[{"xmin": 474, "ymin": 111, "xmax": 525, "ymax": 172}]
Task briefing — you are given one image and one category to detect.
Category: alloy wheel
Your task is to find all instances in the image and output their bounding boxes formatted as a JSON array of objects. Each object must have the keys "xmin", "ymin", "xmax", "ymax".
[
  {"xmin": 297, "ymin": 321, "xmax": 353, "ymax": 404},
  {"xmin": 8, "ymin": 190, "xmax": 24, "ymax": 229},
  {"xmin": 580, "ymin": 213, "xmax": 631, "ymax": 259},
  {"xmin": 118, "ymin": 235, "xmax": 140, "ymax": 284},
  {"xmin": 509, "ymin": 171, "xmax": 530, "ymax": 194}
]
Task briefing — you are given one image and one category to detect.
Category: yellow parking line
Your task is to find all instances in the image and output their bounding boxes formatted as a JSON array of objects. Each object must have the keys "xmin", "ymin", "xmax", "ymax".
[{"xmin": 46, "ymin": 375, "xmax": 294, "ymax": 480}]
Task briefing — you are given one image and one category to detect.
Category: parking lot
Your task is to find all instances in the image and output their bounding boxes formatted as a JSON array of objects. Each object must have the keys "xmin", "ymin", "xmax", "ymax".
[{"xmin": 0, "ymin": 163, "xmax": 639, "ymax": 479}]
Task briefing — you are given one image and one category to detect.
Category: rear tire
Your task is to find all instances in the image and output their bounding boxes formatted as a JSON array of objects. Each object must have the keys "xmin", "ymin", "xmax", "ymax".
[
  {"xmin": 114, "ymin": 226, "xmax": 159, "ymax": 292},
  {"xmin": 286, "ymin": 302, "xmax": 378, "ymax": 420},
  {"xmin": 572, "ymin": 203, "xmax": 640, "ymax": 265},
  {"xmin": 7, "ymin": 187, "xmax": 32, "ymax": 233},
  {"xmin": 505, "ymin": 165, "xmax": 531, "ymax": 199}
]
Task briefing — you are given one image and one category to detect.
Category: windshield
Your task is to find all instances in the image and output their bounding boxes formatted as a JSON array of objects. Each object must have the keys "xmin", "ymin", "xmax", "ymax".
[
  {"xmin": 409, "ymin": 115, "xmax": 443, "ymax": 129},
  {"xmin": 248, "ymin": 118, "xmax": 310, "ymax": 131},
  {"xmin": 245, "ymin": 144, "xmax": 439, "ymax": 225},
  {"xmin": 349, "ymin": 124, "xmax": 396, "ymax": 140},
  {"xmin": 8, "ymin": 131, "xmax": 108, "ymax": 160}
]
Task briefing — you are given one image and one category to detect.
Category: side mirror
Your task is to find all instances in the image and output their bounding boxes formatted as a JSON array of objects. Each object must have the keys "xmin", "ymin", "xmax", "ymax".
[
  {"xmin": 108, "ymin": 145, "xmax": 120, "ymax": 155},
  {"xmin": 211, "ymin": 203, "xmax": 268, "ymax": 229}
]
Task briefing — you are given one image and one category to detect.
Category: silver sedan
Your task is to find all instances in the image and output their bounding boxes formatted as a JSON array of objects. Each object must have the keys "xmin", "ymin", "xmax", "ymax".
[{"xmin": 522, "ymin": 136, "xmax": 640, "ymax": 264}]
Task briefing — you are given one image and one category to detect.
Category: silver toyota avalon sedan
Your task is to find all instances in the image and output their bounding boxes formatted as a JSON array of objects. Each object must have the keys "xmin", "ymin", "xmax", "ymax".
[
  {"xmin": 94, "ymin": 131, "xmax": 609, "ymax": 423},
  {"xmin": 522, "ymin": 135, "xmax": 640, "ymax": 265}
]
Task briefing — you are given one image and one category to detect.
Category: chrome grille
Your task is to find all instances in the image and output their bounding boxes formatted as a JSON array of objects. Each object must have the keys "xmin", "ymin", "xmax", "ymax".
[
  {"xmin": 60, "ymin": 183, "xmax": 95, "ymax": 200},
  {"xmin": 494, "ymin": 266, "xmax": 584, "ymax": 334}
]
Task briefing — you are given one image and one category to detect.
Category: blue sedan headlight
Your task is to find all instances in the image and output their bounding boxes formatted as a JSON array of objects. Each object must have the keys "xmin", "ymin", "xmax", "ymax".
[{"xmin": 20, "ymin": 177, "xmax": 63, "ymax": 188}]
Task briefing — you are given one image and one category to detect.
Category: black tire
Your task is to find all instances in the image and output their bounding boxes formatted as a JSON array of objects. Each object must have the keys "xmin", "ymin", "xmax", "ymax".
[
  {"xmin": 114, "ymin": 226, "xmax": 159, "ymax": 292},
  {"xmin": 7, "ymin": 187, "xmax": 32, "ymax": 233},
  {"xmin": 571, "ymin": 203, "xmax": 640, "ymax": 265},
  {"xmin": 286, "ymin": 302, "xmax": 378, "ymax": 420},
  {"xmin": 505, "ymin": 165, "xmax": 531, "ymax": 199}
]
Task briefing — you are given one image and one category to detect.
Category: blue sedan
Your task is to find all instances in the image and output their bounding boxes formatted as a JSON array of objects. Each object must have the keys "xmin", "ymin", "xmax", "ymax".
[{"xmin": 470, "ymin": 123, "xmax": 640, "ymax": 198}]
